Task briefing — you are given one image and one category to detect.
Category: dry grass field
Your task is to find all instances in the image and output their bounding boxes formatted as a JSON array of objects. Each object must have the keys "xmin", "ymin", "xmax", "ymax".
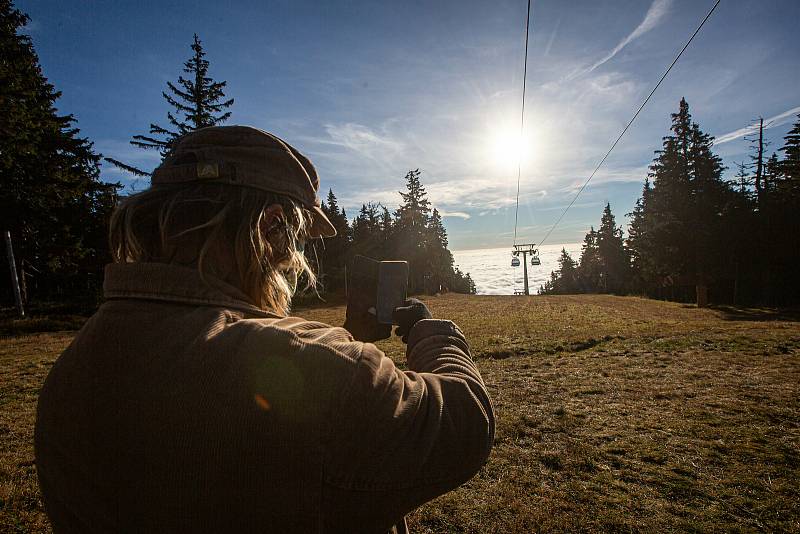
[{"xmin": 2, "ymin": 294, "xmax": 799, "ymax": 532}]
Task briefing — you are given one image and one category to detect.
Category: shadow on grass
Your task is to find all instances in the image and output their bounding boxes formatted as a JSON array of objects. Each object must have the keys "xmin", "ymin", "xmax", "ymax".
[
  {"xmin": 0, "ymin": 300, "xmax": 97, "ymax": 337},
  {"xmin": 708, "ymin": 304, "xmax": 800, "ymax": 322}
]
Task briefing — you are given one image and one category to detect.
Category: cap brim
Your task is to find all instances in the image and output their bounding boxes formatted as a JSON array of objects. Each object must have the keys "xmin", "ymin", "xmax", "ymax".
[{"xmin": 309, "ymin": 206, "xmax": 337, "ymax": 238}]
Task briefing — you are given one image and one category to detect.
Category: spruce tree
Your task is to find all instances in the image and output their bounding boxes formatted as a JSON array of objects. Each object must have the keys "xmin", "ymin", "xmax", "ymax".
[
  {"xmin": 394, "ymin": 169, "xmax": 432, "ymax": 291},
  {"xmin": 352, "ymin": 203, "xmax": 382, "ymax": 248},
  {"xmin": 626, "ymin": 179, "xmax": 654, "ymax": 291},
  {"xmin": 596, "ymin": 203, "xmax": 629, "ymax": 294},
  {"xmin": 425, "ymin": 208, "xmax": 455, "ymax": 292},
  {"xmin": 763, "ymin": 115, "xmax": 800, "ymax": 303},
  {"xmin": 391, "ymin": 169, "xmax": 473, "ymax": 294},
  {"xmin": 105, "ymin": 34, "xmax": 234, "ymax": 176},
  {"xmin": 317, "ymin": 189, "xmax": 351, "ymax": 290},
  {"xmin": 646, "ymin": 99, "xmax": 693, "ymax": 289},
  {"xmin": 687, "ymin": 121, "xmax": 728, "ymax": 290},
  {"xmin": 577, "ymin": 227, "xmax": 600, "ymax": 292},
  {"xmin": 628, "ymin": 98, "xmax": 734, "ymax": 302},
  {"xmin": 540, "ymin": 248, "xmax": 578, "ymax": 295},
  {"xmin": 1, "ymin": 0, "xmax": 119, "ymax": 302},
  {"xmin": 429, "ymin": 208, "xmax": 448, "ymax": 248},
  {"xmin": 779, "ymin": 114, "xmax": 800, "ymax": 185},
  {"xmin": 395, "ymin": 169, "xmax": 432, "ymax": 229},
  {"xmin": 380, "ymin": 206, "xmax": 393, "ymax": 234}
]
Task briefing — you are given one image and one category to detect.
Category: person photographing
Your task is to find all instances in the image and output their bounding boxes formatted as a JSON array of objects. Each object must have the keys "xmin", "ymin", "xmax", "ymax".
[{"xmin": 34, "ymin": 125, "xmax": 495, "ymax": 533}]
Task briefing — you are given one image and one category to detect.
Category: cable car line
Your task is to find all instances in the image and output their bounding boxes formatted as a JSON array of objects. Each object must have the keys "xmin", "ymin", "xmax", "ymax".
[
  {"xmin": 512, "ymin": 0, "xmax": 533, "ymax": 246},
  {"xmin": 534, "ymin": 0, "xmax": 722, "ymax": 249}
]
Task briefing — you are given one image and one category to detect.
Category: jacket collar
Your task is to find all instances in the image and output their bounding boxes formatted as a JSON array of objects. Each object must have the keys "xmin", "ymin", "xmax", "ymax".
[{"xmin": 103, "ymin": 262, "xmax": 278, "ymax": 317}]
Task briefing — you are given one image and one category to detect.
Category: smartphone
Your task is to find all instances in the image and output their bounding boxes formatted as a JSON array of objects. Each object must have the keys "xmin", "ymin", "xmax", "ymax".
[
  {"xmin": 377, "ymin": 261, "xmax": 408, "ymax": 325},
  {"xmin": 347, "ymin": 256, "xmax": 408, "ymax": 325}
]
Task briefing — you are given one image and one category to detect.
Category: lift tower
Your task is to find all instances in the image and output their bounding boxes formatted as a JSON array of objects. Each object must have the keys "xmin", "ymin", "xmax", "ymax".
[{"xmin": 512, "ymin": 243, "xmax": 540, "ymax": 295}]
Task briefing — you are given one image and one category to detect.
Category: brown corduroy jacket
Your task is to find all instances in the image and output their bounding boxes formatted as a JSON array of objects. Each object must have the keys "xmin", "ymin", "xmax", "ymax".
[{"xmin": 34, "ymin": 263, "xmax": 495, "ymax": 533}]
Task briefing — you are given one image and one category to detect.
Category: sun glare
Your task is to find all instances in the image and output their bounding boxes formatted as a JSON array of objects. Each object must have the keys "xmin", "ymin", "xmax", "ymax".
[{"xmin": 491, "ymin": 128, "xmax": 534, "ymax": 170}]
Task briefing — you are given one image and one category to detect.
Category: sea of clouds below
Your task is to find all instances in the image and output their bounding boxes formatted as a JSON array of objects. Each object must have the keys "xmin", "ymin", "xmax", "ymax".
[{"xmin": 452, "ymin": 243, "xmax": 583, "ymax": 295}]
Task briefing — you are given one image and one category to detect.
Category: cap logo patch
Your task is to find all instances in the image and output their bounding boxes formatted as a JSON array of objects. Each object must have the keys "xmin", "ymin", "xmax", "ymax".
[{"xmin": 197, "ymin": 162, "xmax": 219, "ymax": 179}]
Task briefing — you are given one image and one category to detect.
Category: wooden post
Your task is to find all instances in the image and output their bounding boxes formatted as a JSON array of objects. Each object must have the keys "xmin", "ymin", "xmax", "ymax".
[
  {"xmin": 696, "ymin": 284, "xmax": 708, "ymax": 308},
  {"xmin": 4, "ymin": 230, "xmax": 25, "ymax": 317}
]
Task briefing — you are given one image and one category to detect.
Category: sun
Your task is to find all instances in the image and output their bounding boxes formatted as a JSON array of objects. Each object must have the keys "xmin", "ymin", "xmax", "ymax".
[{"xmin": 491, "ymin": 128, "xmax": 534, "ymax": 170}]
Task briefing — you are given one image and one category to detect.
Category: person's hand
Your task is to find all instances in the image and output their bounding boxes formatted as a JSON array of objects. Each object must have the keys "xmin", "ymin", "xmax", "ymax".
[
  {"xmin": 344, "ymin": 306, "xmax": 392, "ymax": 342},
  {"xmin": 392, "ymin": 298, "xmax": 433, "ymax": 344}
]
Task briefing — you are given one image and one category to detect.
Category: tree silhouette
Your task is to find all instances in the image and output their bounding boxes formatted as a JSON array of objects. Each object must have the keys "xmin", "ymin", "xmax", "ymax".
[
  {"xmin": 1, "ymin": 0, "xmax": 119, "ymax": 303},
  {"xmin": 595, "ymin": 203, "xmax": 629, "ymax": 294},
  {"xmin": 105, "ymin": 34, "xmax": 234, "ymax": 177}
]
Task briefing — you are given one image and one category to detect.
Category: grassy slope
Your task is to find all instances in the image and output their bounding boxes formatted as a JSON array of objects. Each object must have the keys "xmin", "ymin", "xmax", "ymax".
[{"xmin": 1, "ymin": 295, "xmax": 799, "ymax": 532}]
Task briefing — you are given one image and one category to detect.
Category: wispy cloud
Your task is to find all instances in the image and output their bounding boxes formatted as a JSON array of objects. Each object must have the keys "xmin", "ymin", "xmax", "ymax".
[
  {"xmin": 320, "ymin": 122, "xmax": 402, "ymax": 152},
  {"xmin": 569, "ymin": 0, "xmax": 671, "ymax": 80},
  {"xmin": 439, "ymin": 211, "xmax": 471, "ymax": 219},
  {"xmin": 714, "ymin": 105, "xmax": 800, "ymax": 145},
  {"xmin": 543, "ymin": 17, "xmax": 561, "ymax": 57},
  {"xmin": 297, "ymin": 122, "xmax": 405, "ymax": 167}
]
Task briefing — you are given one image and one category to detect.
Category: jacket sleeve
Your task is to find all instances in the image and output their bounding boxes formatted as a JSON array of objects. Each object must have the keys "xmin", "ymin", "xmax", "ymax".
[{"xmin": 322, "ymin": 319, "xmax": 495, "ymax": 531}]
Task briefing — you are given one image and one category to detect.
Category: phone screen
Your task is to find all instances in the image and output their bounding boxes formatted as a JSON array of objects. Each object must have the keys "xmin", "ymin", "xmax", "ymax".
[{"xmin": 377, "ymin": 261, "xmax": 408, "ymax": 324}]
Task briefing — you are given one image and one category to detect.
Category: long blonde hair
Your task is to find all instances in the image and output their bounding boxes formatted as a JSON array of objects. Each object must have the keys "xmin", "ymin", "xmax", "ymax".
[{"xmin": 109, "ymin": 183, "xmax": 316, "ymax": 315}]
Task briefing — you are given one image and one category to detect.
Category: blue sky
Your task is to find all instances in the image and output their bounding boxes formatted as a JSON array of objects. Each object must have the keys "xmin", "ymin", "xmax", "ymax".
[{"xmin": 18, "ymin": 0, "xmax": 800, "ymax": 250}]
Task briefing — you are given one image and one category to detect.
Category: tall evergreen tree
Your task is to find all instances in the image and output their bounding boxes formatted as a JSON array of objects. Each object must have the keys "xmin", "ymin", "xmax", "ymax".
[
  {"xmin": 1, "ymin": 0, "xmax": 119, "ymax": 303},
  {"xmin": 380, "ymin": 206, "xmax": 393, "ymax": 235},
  {"xmin": 626, "ymin": 179, "xmax": 654, "ymax": 291},
  {"xmin": 317, "ymin": 189, "xmax": 351, "ymax": 290},
  {"xmin": 760, "ymin": 114, "xmax": 800, "ymax": 304},
  {"xmin": 352, "ymin": 203, "xmax": 383, "ymax": 249},
  {"xmin": 779, "ymin": 114, "xmax": 800, "ymax": 185},
  {"xmin": 646, "ymin": 99, "xmax": 693, "ymax": 290},
  {"xmin": 577, "ymin": 227, "xmax": 600, "ymax": 292},
  {"xmin": 687, "ymin": 121, "xmax": 728, "ymax": 291},
  {"xmin": 105, "ymin": 34, "xmax": 234, "ymax": 176},
  {"xmin": 394, "ymin": 169, "xmax": 432, "ymax": 291},
  {"xmin": 595, "ymin": 203, "xmax": 629, "ymax": 294},
  {"xmin": 395, "ymin": 169, "xmax": 431, "ymax": 229},
  {"xmin": 429, "ymin": 208, "xmax": 448, "ymax": 248},
  {"xmin": 627, "ymin": 98, "xmax": 734, "ymax": 302},
  {"xmin": 425, "ymin": 208, "xmax": 456, "ymax": 292}
]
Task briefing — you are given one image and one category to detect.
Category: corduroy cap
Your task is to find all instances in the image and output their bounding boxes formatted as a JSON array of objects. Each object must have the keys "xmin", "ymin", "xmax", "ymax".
[{"xmin": 151, "ymin": 125, "xmax": 337, "ymax": 238}]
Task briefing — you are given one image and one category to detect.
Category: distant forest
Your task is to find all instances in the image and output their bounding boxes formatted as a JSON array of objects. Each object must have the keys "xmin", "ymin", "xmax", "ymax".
[
  {"xmin": 316, "ymin": 170, "xmax": 476, "ymax": 295},
  {"xmin": 541, "ymin": 98, "xmax": 800, "ymax": 306}
]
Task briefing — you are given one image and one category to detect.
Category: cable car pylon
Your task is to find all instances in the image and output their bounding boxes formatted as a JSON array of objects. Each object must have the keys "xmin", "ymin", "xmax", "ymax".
[{"xmin": 511, "ymin": 243, "xmax": 540, "ymax": 295}]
